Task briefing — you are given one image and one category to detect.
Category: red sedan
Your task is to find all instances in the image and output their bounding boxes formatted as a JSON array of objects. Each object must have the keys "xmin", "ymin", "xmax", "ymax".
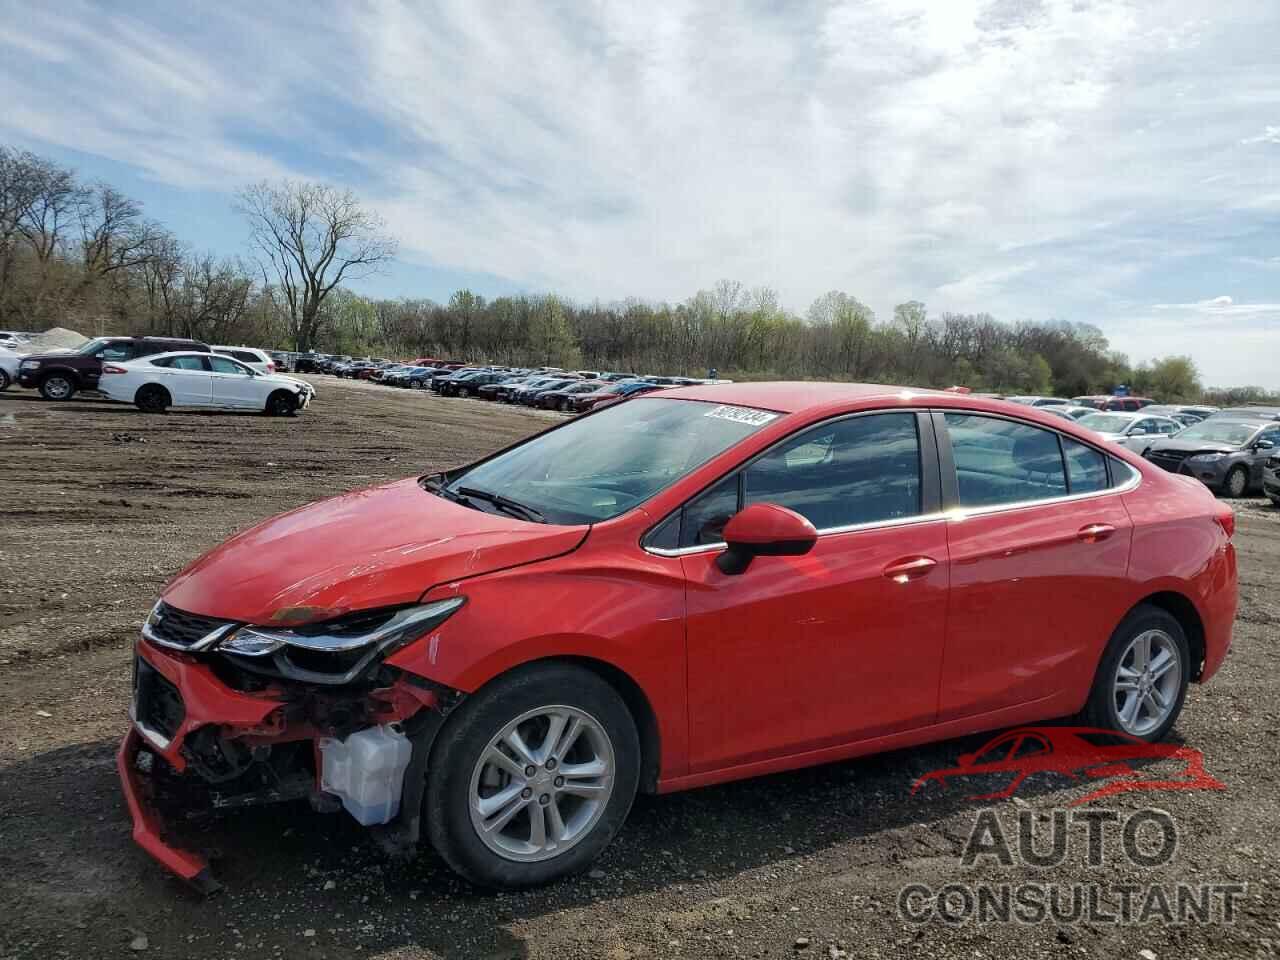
[{"xmin": 120, "ymin": 383, "xmax": 1236, "ymax": 890}]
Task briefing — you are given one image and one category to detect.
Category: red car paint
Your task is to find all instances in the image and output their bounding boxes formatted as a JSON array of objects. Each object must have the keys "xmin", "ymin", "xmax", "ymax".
[{"xmin": 121, "ymin": 382, "xmax": 1237, "ymax": 885}]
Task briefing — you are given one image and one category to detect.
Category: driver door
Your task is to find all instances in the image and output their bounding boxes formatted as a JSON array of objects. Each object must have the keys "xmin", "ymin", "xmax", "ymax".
[
  {"xmin": 677, "ymin": 412, "xmax": 949, "ymax": 773},
  {"xmin": 208, "ymin": 355, "xmax": 262, "ymax": 408}
]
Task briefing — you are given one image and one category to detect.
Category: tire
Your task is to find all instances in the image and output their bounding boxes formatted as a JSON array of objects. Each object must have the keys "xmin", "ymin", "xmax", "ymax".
[
  {"xmin": 1079, "ymin": 604, "xmax": 1190, "ymax": 742},
  {"xmin": 1223, "ymin": 466, "xmax": 1248, "ymax": 499},
  {"xmin": 426, "ymin": 663, "xmax": 640, "ymax": 889},
  {"xmin": 39, "ymin": 373, "xmax": 76, "ymax": 401},
  {"xmin": 560, "ymin": 398, "xmax": 572, "ymax": 413},
  {"xmin": 265, "ymin": 390, "xmax": 297, "ymax": 417},
  {"xmin": 1269, "ymin": 496, "xmax": 1280, "ymax": 509},
  {"xmin": 135, "ymin": 384, "xmax": 170, "ymax": 414},
  {"xmin": 0, "ymin": 369, "xmax": 9, "ymax": 391}
]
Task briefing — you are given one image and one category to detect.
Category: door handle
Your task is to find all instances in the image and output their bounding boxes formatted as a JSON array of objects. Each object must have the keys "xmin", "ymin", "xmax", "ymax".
[
  {"xmin": 883, "ymin": 556, "xmax": 937, "ymax": 583},
  {"xmin": 1077, "ymin": 523, "xmax": 1116, "ymax": 543}
]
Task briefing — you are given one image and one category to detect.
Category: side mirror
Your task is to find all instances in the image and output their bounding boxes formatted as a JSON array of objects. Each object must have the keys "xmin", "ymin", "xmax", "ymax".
[
  {"xmin": 1256, "ymin": 439, "xmax": 1275, "ymax": 450},
  {"xmin": 716, "ymin": 503, "xmax": 818, "ymax": 575}
]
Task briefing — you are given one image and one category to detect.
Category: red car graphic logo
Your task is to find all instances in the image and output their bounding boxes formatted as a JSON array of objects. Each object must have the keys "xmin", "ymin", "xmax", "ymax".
[{"xmin": 911, "ymin": 726, "xmax": 1225, "ymax": 806}]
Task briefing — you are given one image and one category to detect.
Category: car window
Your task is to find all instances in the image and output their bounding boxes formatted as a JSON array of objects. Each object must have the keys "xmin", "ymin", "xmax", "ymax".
[
  {"xmin": 1131, "ymin": 418, "xmax": 1156, "ymax": 435},
  {"xmin": 171, "ymin": 355, "xmax": 207, "ymax": 371},
  {"xmin": 231, "ymin": 351, "xmax": 259, "ymax": 363},
  {"xmin": 680, "ymin": 474, "xmax": 741, "ymax": 546},
  {"xmin": 1156, "ymin": 419, "xmax": 1179, "ymax": 435},
  {"xmin": 944, "ymin": 413, "xmax": 1067, "ymax": 507},
  {"xmin": 1061, "ymin": 437, "xmax": 1108, "ymax": 494},
  {"xmin": 98, "ymin": 342, "xmax": 135, "ymax": 362},
  {"xmin": 208, "ymin": 356, "xmax": 251, "ymax": 375},
  {"xmin": 741, "ymin": 413, "xmax": 922, "ymax": 531}
]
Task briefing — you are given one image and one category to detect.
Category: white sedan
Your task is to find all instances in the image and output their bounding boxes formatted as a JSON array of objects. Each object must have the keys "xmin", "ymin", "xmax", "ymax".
[
  {"xmin": 98, "ymin": 351, "xmax": 314, "ymax": 415},
  {"xmin": 0, "ymin": 346, "xmax": 19, "ymax": 391},
  {"xmin": 1077, "ymin": 411, "xmax": 1183, "ymax": 452}
]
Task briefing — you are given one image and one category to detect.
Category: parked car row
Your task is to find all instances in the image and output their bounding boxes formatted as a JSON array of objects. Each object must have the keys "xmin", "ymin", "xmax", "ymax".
[
  {"xmin": 4, "ymin": 335, "xmax": 313, "ymax": 416},
  {"xmin": 297, "ymin": 353, "xmax": 727, "ymax": 415}
]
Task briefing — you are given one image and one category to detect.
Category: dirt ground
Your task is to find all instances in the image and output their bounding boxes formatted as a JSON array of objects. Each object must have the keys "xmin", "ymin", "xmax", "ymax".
[{"xmin": 1, "ymin": 377, "xmax": 1277, "ymax": 959}]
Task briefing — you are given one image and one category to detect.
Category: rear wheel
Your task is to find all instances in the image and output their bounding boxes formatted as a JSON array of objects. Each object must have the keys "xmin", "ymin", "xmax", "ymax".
[
  {"xmin": 135, "ymin": 384, "xmax": 170, "ymax": 414},
  {"xmin": 0, "ymin": 369, "xmax": 9, "ymax": 391},
  {"xmin": 39, "ymin": 374, "xmax": 76, "ymax": 401},
  {"xmin": 1269, "ymin": 496, "xmax": 1280, "ymax": 508},
  {"xmin": 426, "ymin": 664, "xmax": 639, "ymax": 888},
  {"xmin": 1223, "ymin": 466, "xmax": 1248, "ymax": 499},
  {"xmin": 1080, "ymin": 604, "xmax": 1189, "ymax": 741},
  {"xmin": 265, "ymin": 390, "xmax": 297, "ymax": 417}
]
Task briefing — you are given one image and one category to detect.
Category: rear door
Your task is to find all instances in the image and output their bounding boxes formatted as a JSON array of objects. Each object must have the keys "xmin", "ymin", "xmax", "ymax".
[
  {"xmin": 935, "ymin": 412, "xmax": 1134, "ymax": 723},
  {"xmin": 208, "ymin": 355, "xmax": 264, "ymax": 408}
]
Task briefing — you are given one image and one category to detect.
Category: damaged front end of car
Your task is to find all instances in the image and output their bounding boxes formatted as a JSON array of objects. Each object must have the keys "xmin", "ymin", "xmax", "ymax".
[{"xmin": 118, "ymin": 597, "xmax": 467, "ymax": 894}]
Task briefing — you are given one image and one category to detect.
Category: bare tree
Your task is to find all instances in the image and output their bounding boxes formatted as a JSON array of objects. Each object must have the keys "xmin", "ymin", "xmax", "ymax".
[{"xmin": 236, "ymin": 180, "xmax": 397, "ymax": 351}]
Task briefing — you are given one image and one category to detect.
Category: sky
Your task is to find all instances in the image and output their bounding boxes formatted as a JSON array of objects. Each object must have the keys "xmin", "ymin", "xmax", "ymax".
[{"xmin": 1, "ymin": 0, "xmax": 1278, "ymax": 388}]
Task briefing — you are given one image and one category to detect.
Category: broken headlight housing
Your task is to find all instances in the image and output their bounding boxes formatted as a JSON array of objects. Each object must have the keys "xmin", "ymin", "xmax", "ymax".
[{"xmin": 219, "ymin": 597, "xmax": 464, "ymax": 685}]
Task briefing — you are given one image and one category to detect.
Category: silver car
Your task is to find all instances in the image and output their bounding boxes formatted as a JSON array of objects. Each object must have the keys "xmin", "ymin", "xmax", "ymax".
[
  {"xmin": 1144, "ymin": 416, "xmax": 1280, "ymax": 498},
  {"xmin": 1077, "ymin": 411, "xmax": 1183, "ymax": 453}
]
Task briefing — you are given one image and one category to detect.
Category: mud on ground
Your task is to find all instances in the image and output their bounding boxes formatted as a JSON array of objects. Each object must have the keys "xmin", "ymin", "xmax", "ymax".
[{"xmin": 1, "ymin": 378, "xmax": 1277, "ymax": 959}]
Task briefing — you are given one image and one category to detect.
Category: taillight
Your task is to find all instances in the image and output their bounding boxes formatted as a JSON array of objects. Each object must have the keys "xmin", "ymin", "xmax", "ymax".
[
  {"xmin": 1215, "ymin": 507, "xmax": 1235, "ymax": 540},
  {"xmin": 103, "ymin": 364, "xmax": 128, "ymax": 374},
  {"xmin": 267, "ymin": 362, "xmax": 275, "ymax": 373}
]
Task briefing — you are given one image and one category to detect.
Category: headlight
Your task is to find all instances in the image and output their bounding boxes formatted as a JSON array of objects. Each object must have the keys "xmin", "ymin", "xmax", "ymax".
[
  {"xmin": 20, "ymin": 360, "xmax": 39, "ymax": 369},
  {"xmin": 219, "ymin": 597, "xmax": 465, "ymax": 683},
  {"xmin": 1187, "ymin": 453, "xmax": 1226, "ymax": 463}
]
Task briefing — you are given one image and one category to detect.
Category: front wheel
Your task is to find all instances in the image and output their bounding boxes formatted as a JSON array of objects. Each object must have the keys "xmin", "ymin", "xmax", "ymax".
[
  {"xmin": 1223, "ymin": 465, "xmax": 1248, "ymax": 499},
  {"xmin": 40, "ymin": 374, "xmax": 76, "ymax": 401},
  {"xmin": 265, "ymin": 390, "xmax": 297, "ymax": 417},
  {"xmin": 426, "ymin": 664, "xmax": 640, "ymax": 888},
  {"xmin": 1080, "ymin": 604, "xmax": 1190, "ymax": 741},
  {"xmin": 0, "ymin": 369, "xmax": 9, "ymax": 391}
]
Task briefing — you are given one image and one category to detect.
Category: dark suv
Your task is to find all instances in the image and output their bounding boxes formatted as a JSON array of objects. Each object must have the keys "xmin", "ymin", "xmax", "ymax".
[{"xmin": 18, "ymin": 336, "xmax": 211, "ymax": 400}]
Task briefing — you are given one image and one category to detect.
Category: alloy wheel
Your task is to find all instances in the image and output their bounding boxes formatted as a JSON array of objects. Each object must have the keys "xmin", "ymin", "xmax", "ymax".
[
  {"xmin": 43, "ymin": 376, "xmax": 72, "ymax": 400},
  {"xmin": 1227, "ymin": 467, "xmax": 1247, "ymax": 498},
  {"xmin": 468, "ymin": 705, "xmax": 615, "ymax": 863},
  {"xmin": 1112, "ymin": 629, "xmax": 1182, "ymax": 736}
]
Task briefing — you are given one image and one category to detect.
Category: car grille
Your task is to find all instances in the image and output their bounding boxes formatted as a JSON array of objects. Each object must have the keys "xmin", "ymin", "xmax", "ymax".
[
  {"xmin": 1146, "ymin": 450, "xmax": 1190, "ymax": 473},
  {"xmin": 134, "ymin": 657, "xmax": 185, "ymax": 742},
  {"xmin": 1267, "ymin": 456, "xmax": 1280, "ymax": 469},
  {"xmin": 147, "ymin": 602, "xmax": 233, "ymax": 649}
]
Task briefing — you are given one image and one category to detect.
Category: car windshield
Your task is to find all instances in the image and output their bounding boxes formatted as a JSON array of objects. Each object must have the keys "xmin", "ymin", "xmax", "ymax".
[
  {"xmin": 1175, "ymin": 421, "xmax": 1262, "ymax": 445},
  {"xmin": 442, "ymin": 397, "xmax": 780, "ymax": 524},
  {"xmin": 1078, "ymin": 413, "xmax": 1133, "ymax": 433},
  {"xmin": 76, "ymin": 338, "xmax": 110, "ymax": 355}
]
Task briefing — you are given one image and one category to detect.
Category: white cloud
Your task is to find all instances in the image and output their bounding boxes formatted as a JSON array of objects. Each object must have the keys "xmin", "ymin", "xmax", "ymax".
[
  {"xmin": 1240, "ymin": 124, "xmax": 1280, "ymax": 145},
  {"xmin": 1, "ymin": 0, "xmax": 1279, "ymax": 386}
]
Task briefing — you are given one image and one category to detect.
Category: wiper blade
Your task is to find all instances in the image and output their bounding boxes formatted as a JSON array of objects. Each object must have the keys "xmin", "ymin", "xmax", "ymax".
[
  {"xmin": 454, "ymin": 486, "xmax": 546, "ymax": 523},
  {"xmin": 421, "ymin": 473, "xmax": 476, "ymax": 507}
]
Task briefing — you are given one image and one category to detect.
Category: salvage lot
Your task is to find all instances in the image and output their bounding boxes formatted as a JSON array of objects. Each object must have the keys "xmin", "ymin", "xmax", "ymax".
[{"xmin": 2, "ymin": 378, "xmax": 1278, "ymax": 959}]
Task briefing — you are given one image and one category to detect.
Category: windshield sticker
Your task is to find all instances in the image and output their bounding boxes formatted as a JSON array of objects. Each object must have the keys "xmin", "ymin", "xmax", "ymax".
[{"xmin": 703, "ymin": 405, "xmax": 779, "ymax": 427}]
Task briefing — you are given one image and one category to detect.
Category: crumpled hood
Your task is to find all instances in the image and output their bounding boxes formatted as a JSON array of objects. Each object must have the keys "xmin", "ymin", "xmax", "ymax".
[{"xmin": 162, "ymin": 478, "xmax": 588, "ymax": 624}]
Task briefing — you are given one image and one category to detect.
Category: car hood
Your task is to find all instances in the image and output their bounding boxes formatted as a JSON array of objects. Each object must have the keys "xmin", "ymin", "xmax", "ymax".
[
  {"xmin": 1146, "ymin": 438, "xmax": 1238, "ymax": 454},
  {"xmin": 162, "ymin": 478, "xmax": 588, "ymax": 625},
  {"xmin": 14, "ymin": 350, "xmax": 78, "ymax": 363}
]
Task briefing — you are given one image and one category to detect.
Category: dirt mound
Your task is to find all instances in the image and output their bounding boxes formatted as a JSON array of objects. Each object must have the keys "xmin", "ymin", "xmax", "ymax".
[{"xmin": 22, "ymin": 325, "xmax": 89, "ymax": 353}]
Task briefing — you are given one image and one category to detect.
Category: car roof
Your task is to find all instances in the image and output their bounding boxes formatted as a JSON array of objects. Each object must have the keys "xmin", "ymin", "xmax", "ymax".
[{"xmin": 658, "ymin": 381, "xmax": 954, "ymax": 414}]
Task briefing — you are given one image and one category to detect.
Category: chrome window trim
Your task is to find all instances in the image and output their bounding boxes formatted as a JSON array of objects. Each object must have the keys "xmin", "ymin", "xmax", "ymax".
[{"xmin": 642, "ymin": 439, "xmax": 1143, "ymax": 558}]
